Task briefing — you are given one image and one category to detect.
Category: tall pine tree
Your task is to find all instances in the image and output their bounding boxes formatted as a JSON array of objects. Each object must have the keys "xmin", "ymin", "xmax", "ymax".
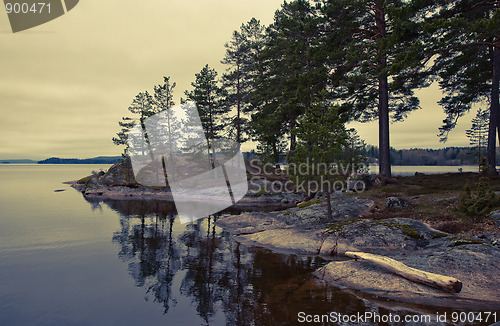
[
  {"xmin": 428, "ymin": 0, "xmax": 500, "ymax": 173},
  {"xmin": 183, "ymin": 65, "xmax": 229, "ymax": 151},
  {"xmin": 319, "ymin": 0, "xmax": 432, "ymax": 177},
  {"xmin": 253, "ymin": 0, "xmax": 329, "ymax": 157},
  {"xmin": 221, "ymin": 18, "xmax": 266, "ymax": 145},
  {"xmin": 153, "ymin": 76, "xmax": 179, "ymax": 181}
]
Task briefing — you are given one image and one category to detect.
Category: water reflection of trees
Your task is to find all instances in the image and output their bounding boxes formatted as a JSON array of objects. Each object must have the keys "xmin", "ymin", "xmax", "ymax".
[
  {"xmin": 84, "ymin": 198, "xmax": 374, "ymax": 325},
  {"xmin": 108, "ymin": 200, "xmax": 180, "ymax": 314}
]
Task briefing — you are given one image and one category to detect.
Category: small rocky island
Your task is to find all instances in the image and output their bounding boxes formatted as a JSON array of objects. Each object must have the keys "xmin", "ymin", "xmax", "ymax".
[{"xmin": 72, "ymin": 159, "xmax": 500, "ymax": 310}]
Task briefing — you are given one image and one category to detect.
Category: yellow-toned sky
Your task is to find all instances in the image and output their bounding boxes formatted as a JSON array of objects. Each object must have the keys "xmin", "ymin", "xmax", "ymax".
[{"xmin": 0, "ymin": 0, "xmax": 483, "ymax": 160}]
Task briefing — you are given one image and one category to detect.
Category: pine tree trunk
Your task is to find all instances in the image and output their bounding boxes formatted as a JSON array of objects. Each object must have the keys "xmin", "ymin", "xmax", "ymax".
[
  {"xmin": 237, "ymin": 60, "xmax": 241, "ymax": 144},
  {"xmin": 326, "ymin": 190, "xmax": 332, "ymax": 220},
  {"xmin": 491, "ymin": 40, "xmax": 500, "ymax": 174},
  {"xmin": 488, "ymin": 103, "xmax": 496, "ymax": 173},
  {"xmin": 208, "ymin": 94, "xmax": 216, "ymax": 170},
  {"xmin": 378, "ymin": 96, "xmax": 391, "ymax": 177},
  {"xmin": 289, "ymin": 122, "xmax": 296, "ymax": 156},
  {"xmin": 273, "ymin": 142, "xmax": 279, "ymax": 164},
  {"xmin": 375, "ymin": 0, "xmax": 392, "ymax": 177}
]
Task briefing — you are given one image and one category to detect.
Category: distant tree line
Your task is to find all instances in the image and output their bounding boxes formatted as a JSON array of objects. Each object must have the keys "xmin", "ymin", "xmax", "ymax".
[
  {"xmin": 32, "ymin": 148, "xmax": 495, "ymax": 166},
  {"xmin": 114, "ymin": 0, "xmax": 500, "ymax": 177},
  {"xmin": 38, "ymin": 156, "xmax": 122, "ymax": 164},
  {"xmin": 365, "ymin": 146, "xmax": 500, "ymax": 166}
]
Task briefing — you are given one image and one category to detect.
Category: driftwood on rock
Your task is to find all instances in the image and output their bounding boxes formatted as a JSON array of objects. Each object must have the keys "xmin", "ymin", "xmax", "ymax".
[{"xmin": 345, "ymin": 251, "xmax": 463, "ymax": 293}]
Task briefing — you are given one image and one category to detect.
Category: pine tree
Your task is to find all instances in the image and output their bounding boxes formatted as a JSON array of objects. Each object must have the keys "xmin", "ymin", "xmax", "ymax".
[
  {"xmin": 221, "ymin": 18, "xmax": 266, "ymax": 144},
  {"xmin": 113, "ymin": 91, "xmax": 157, "ymax": 156},
  {"xmin": 154, "ymin": 76, "xmax": 176, "ymax": 113},
  {"xmin": 289, "ymin": 100, "xmax": 348, "ymax": 219},
  {"xmin": 429, "ymin": 0, "xmax": 500, "ymax": 173},
  {"xmin": 253, "ymin": 0, "xmax": 329, "ymax": 157},
  {"xmin": 252, "ymin": 110, "xmax": 287, "ymax": 164},
  {"xmin": 343, "ymin": 129, "xmax": 367, "ymax": 169},
  {"xmin": 153, "ymin": 76, "xmax": 179, "ymax": 181},
  {"xmin": 319, "ymin": 0, "xmax": 432, "ymax": 177},
  {"xmin": 183, "ymin": 65, "xmax": 229, "ymax": 154},
  {"xmin": 153, "ymin": 77, "xmax": 179, "ymax": 146},
  {"xmin": 128, "ymin": 91, "xmax": 157, "ymax": 120},
  {"xmin": 112, "ymin": 116, "xmax": 135, "ymax": 156},
  {"xmin": 466, "ymin": 108, "xmax": 489, "ymax": 170}
]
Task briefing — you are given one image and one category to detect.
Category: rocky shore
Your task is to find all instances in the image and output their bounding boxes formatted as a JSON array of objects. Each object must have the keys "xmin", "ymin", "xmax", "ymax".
[
  {"xmin": 215, "ymin": 194, "xmax": 500, "ymax": 310},
  {"xmin": 71, "ymin": 159, "xmax": 500, "ymax": 310},
  {"xmin": 70, "ymin": 158, "xmax": 304, "ymax": 209}
]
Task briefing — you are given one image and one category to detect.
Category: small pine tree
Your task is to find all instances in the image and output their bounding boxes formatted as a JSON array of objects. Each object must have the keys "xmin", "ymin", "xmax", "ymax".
[
  {"xmin": 342, "ymin": 129, "xmax": 367, "ymax": 173},
  {"xmin": 466, "ymin": 108, "xmax": 489, "ymax": 172},
  {"xmin": 289, "ymin": 101, "xmax": 348, "ymax": 219},
  {"xmin": 459, "ymin": 178, "xmax": 497, "ymax": 217},
  {"xmin": 112, "ymin": 117, "xmax": 135, "ymax": 157}
]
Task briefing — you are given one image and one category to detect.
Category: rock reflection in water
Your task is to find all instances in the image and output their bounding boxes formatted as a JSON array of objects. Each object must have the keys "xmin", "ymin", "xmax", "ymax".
[{"xmin": 83, "ymin": 198, "xmax": 384, "ymax": 325}]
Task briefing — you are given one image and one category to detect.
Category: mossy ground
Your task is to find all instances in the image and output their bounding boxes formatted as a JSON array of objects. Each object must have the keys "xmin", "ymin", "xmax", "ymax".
[
  {"xmin": 297, "ymin": 199, "xmax": 319, "ymax": 208},
  {"xmin": 352, "ymin": 172, "xmax": 500, "ymax": 236},
  {"xmin": 328, "ymin": 219, "xmax": 426, "ymax": 240}
]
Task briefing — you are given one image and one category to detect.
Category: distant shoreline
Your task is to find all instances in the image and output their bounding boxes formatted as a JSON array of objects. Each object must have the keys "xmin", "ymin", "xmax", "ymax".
[{"xmin": 0, "ymin": 156, "xmax": 122, "ymax": 165}]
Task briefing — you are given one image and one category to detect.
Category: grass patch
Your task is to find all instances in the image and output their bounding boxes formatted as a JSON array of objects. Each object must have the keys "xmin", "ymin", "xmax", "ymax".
[
  {"xmin": 256, "ymin": 189, "xmax": 269, "ymax": 196},
  {"xmin": 355, "ymin": 172, "xmax": 500, "ymax": 237},
  {"xmin": 297, "ymin": 199, "xmax": 319, "ymax": 208},
  {"xmin": 401, "ymin": 225, "xmax": 424, "ymax": 240},
  {"xmin": 77, "ymin": 176, "xmax": 90, "ymax": 184},
  {"xmin": 449, "ymin": 239, "xmax": 485, "ymax": 247},
  {"xmin": 326, "ymin": 219, "xmax": 423, "ymax": 239},
  {"xmin": 327, "ymin": 219, "xmax": 360, "ymax": 233},
  {"xmin": 431, "ymin": 232, "xmax": 448, "ymax": 239},
  {"xmin": 374, "ymin": 220, "xmax": 424, "ymax": 240}
]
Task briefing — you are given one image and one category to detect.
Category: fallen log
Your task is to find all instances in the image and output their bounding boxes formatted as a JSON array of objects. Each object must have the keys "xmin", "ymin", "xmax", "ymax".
[{"xmin": 345, "ymin": 251, "xmax": 462, "ymax": 293}]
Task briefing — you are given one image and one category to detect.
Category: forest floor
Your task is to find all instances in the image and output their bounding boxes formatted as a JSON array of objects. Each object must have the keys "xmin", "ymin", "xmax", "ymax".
[
  {"xmin": 355, "ymin": 172, "xmax": 500, "ymax": 238},
  {"xmin": 215, "ymin": 172, "xmax": 500, "ymax": 310}
]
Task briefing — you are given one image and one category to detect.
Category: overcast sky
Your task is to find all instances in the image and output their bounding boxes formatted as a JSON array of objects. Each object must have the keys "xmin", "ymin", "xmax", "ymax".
[{"xmin": 0, "ymin": 0, "xmax": 483, "ymax": 160}]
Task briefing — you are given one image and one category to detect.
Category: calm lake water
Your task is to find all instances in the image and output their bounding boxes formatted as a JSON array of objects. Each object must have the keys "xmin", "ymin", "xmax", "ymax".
[
  {"xmin": 369, "ymin": 165, "xmax": 482, "ymax": 176},
  {"xmin": 0, "ymin": 165, "xmax": 491, "ymax": 325}
]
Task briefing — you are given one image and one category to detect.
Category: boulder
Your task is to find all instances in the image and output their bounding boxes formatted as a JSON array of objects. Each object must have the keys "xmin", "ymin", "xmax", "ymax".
[
  {"xmin": 100, "ymin": 158, "xmax": 138, "ymax": 186},
  {"xmin": 386, "ymin": 196, "xmax": 411, "ymax": 209},
  {"xmin": 320, "ymin": 218, "xmax": 446, "ymax": 256},
  {"xmin": 490, "ymin": 210, "xmax": 500, "ymax": 227}
]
